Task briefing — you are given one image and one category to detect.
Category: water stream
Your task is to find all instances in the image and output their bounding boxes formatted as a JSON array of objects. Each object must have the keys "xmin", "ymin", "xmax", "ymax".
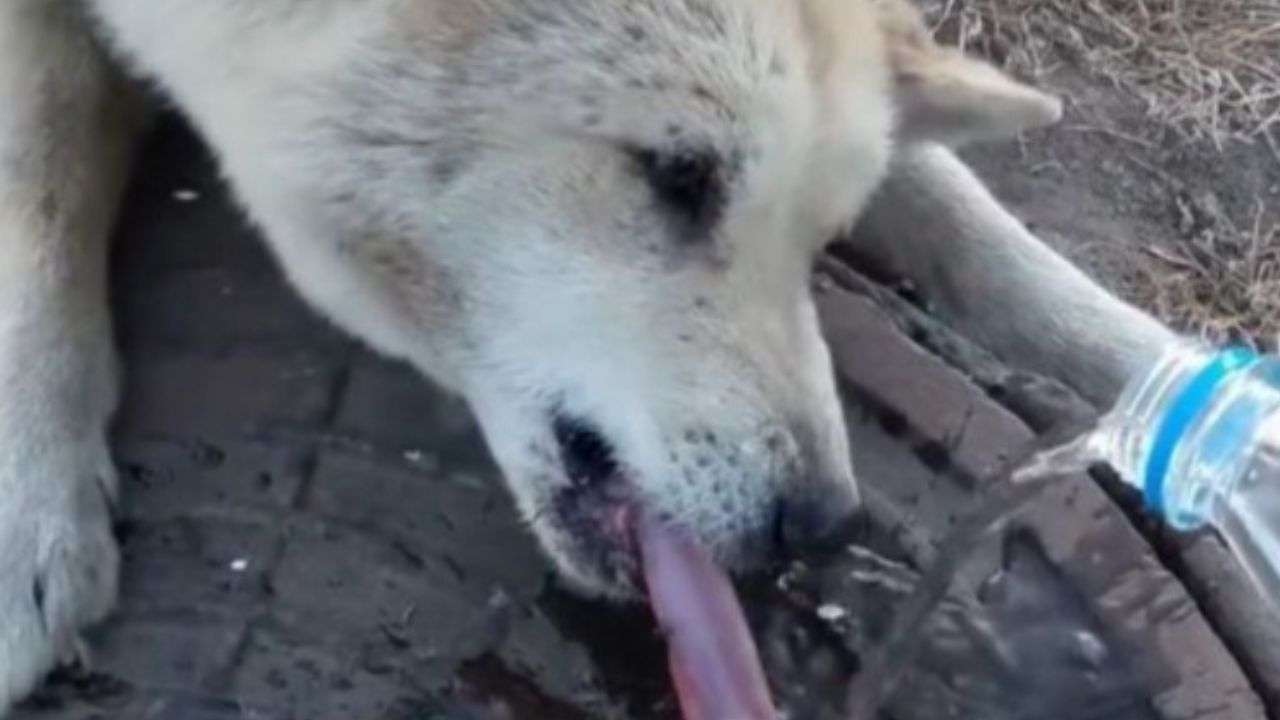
[{"xmin": 845, "ymin": 431, "xmax": 1102, "ymax": 720}]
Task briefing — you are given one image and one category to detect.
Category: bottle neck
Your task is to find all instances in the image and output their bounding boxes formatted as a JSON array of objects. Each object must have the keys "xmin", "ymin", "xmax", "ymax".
[
  {"xmin": 1097, "ymin": 340, "xmax": 1210, "ymax": 490},
  {"xmin": 1099, "ymin": 341, "xmax": 1259, "ymax": 527}
]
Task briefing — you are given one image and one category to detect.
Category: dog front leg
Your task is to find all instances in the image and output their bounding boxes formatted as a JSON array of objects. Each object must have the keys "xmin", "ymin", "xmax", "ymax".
[
  {"xmin": 849, "ymin": 144, "xmax": 1177, "ymax": 406},
  {"xmin": 0, "ymin": 2, "xmax": 141, "ymax": 713}
]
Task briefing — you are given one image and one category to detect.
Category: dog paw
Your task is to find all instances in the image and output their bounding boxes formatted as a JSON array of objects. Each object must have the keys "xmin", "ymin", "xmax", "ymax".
[{"xmin": 0, "ymin": 440, "xmax": 119, "ymax": 716}]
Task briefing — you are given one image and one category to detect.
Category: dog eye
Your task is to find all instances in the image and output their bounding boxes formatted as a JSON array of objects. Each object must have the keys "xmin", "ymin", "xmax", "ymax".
[{"xmin": 630, "ymin": 148, "xmax": 725, "ymax": 238}]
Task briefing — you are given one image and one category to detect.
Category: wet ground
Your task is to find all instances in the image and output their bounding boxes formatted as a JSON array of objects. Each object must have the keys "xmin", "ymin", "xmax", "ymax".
[{"xmin": 11, "ymin": 117, "xmax": 1275, "ymax": 720}]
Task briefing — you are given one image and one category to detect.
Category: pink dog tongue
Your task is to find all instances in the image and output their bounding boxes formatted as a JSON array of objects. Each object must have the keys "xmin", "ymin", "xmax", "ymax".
[{"xmin": 636, "ymin": 514, "xmax": 777, "ymax": 720}]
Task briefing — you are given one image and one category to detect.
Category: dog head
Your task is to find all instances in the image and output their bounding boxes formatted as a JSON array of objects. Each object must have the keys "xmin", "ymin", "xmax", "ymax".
[{"xmin": 301, "ymin": 0, "xmax": 1060, "ymax": 596}]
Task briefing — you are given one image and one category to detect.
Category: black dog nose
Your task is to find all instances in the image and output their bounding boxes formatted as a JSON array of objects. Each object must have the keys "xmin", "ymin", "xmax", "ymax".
[{"xmin": 777, "ymin": 480, "xmax": 866, "ymax": 557}]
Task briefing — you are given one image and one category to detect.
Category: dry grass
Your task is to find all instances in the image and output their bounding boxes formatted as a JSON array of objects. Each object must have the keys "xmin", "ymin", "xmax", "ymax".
[
  {"xmin": 923, "ymin": 0, "xmax": 1280, "ymax": 346},
  {"xmin": 1125, "ymin": 201, "xmax": 1280, "ymax": 347},
  {"xmin": 927, "ymin": 0, "xmax": 1280, "ymax": 149},
  {"xmin": 1070, "ymin": 202, "xmax": 1280, "ymax": 349}
]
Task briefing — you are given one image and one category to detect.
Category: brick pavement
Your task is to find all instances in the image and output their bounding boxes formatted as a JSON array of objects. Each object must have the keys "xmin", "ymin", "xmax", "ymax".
[{"xmin": 11, "ymin": 117, "xmax": 1270, "ymax": 720}]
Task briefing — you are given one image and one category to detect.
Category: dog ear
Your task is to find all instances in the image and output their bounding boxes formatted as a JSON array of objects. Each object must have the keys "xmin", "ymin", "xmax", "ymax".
[{"xmin": 875, "ymin": 0, "xmax": 1062, "ymax": 145}]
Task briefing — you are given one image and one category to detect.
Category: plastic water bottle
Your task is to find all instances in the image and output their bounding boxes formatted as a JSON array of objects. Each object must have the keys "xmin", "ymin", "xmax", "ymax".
[{"xmin": 1094, "ymin": 341, "xmax": 1280, "ymax": 611}]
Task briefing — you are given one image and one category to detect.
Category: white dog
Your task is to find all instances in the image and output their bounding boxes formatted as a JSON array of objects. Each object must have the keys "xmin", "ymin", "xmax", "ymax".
[{"xmin": 0, "ymin": 0, "xmax": 1174, "ymax": 711}]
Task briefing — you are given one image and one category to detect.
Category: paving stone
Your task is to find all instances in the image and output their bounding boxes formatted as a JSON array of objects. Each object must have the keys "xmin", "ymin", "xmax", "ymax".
[
  {"xmin": 817, "ymin": 282, "xmax": 1029, "ymax": 481},
  {"xmin": 331, "ymin": 354, "xmax": 494, "ymax": 477},
  {"xmin": 230, "ymin": 625, "xmax": 417, "ymax": 720},
  {"xmin": 304, "ymin": 452, "xmax": 544, "ymax": 589},
  {"xmin": 114, "ymin": 514, "xmax": 279, "ymax": 617},
  {"xmin": 87, "ymin": 617, "xmax": 248, "ymax": 692},
  {"xmin": 113, "ymin": 437, "xmax": 309, "ymax": 513},
  {"xmin": 115, "ymin": 349, "xmax": 347, "ymax": 438},
  {"xmin": 115, "ymin": 266, "xmax": 349, "ymax": 353},
  {"xmin": 819, "ymin": 268, "xmax": 1267, "ymax": 720}
]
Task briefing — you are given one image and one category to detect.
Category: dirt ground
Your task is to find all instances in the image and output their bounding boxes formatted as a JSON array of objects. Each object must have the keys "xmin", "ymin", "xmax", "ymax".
[{"xmin": 922, "ymin": 0, "xmax": 1280, "ymax": 347}]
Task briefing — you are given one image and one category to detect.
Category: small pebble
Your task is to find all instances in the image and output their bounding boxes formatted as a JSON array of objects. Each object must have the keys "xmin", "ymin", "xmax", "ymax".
[
  {"xmin": 230, "ymin": 558, "xmax": 250, "ymax": 573},
  {"xmin": 816, "ymin": 604, "xmax": 847, "ymax": 622},
  {"xmin": 172, "ymin": 188, "xmax": 200, "ymax": 202}
]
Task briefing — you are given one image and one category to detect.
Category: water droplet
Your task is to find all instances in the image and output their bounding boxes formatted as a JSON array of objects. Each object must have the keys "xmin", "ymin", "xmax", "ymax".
[{"xmin": 816, "ymin": 604, "xmax": 847, "ymax": 622}]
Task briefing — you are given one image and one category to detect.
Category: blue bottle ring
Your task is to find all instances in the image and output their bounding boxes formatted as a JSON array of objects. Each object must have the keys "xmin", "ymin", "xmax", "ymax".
[{"xmin": 1144, "ymin": 347, "xmax": 1259, "ymax": 514}]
